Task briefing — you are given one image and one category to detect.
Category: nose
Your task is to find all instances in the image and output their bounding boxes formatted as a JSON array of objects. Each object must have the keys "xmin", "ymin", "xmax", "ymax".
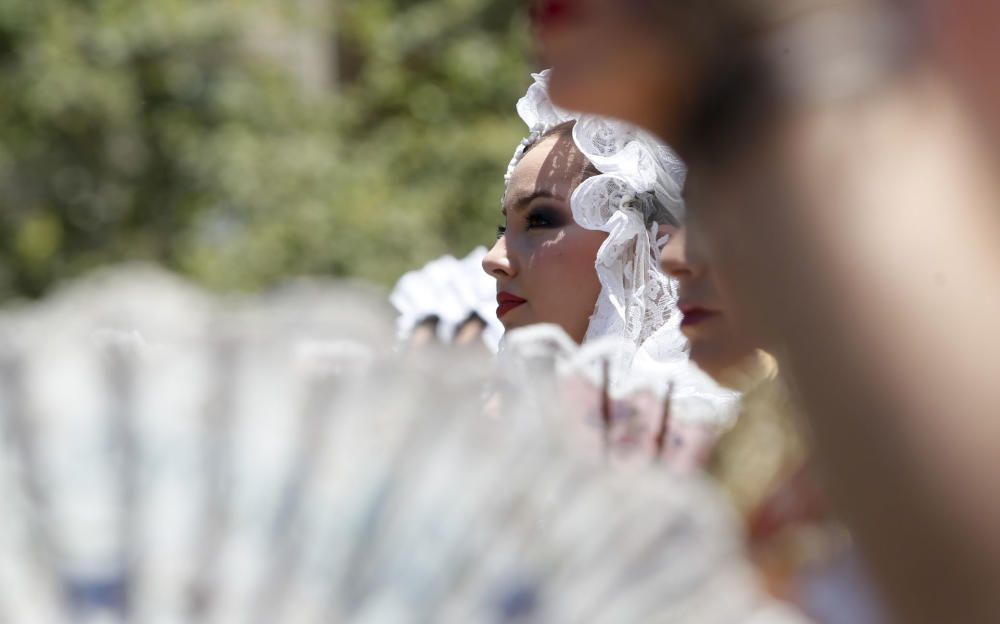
[
  {"xmin": 659, "ymin": 227, "xmax": 697, "ymax": 279},
  {"xmin": 483, "ymin": 236, "xmax": 516, "ymax": 281}
]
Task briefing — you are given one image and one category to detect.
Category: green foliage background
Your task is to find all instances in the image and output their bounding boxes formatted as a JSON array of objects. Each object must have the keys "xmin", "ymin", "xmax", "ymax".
[{"xmin": 0, "ymin": 0, "xmax": 531, "ymax": 299}]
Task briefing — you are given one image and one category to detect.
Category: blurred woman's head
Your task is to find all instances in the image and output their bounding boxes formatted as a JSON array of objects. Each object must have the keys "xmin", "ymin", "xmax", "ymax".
[
  {"xmin": 536, "ymin": 0, "xmax": 927, "ymax": 157},
  {"xmin": 483, "ymin": 123, "xmax": 605, "ymax": 343},
  {"xmin": 532, "ymin": 0, "xmax": 742, "ymax": 143},
  {"xmin": 530, "ymin": 0, "xmax": 708, "ymax": 142}
]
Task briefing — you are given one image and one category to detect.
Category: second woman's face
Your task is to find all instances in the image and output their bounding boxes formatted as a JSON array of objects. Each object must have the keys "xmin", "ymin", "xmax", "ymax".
[
  {"xmin": 659, "ymin": 223, "xmax": 758, "ymax": 382},
  {"xmin": 482, "ymin": 131, "xmax": 606, "ymax": 343}
]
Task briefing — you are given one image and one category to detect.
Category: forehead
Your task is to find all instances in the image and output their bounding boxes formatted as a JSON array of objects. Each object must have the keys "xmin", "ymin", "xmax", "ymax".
[{"xmin": 504, "ymin": 131, "xmax": 592, "ymax": 211}]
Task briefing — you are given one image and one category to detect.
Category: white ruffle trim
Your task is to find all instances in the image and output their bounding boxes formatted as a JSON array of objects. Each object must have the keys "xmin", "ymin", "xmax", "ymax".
[{"xmin": 390, "ymin": 246, "xmax": 503, "ymax": 352}]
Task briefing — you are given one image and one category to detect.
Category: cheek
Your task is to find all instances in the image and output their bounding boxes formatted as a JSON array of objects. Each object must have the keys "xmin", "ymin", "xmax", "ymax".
[
  {"xmin": 689, "ymin": 322, "xmax": 746, "ymax": 364},
  {"xmin": 682, "ymin": 219, "xmax": 710, "ymax": 266},
  {"xmin": 689, "ymin": 189, "xmax": 741, "ymax": 263},
  {"xmin": 525, "ymin": 230, "xmax": 606, "ymax": 320},
  {"xmin": 538, "ymin": 230, "xmax": 604, "ymax": 280}
]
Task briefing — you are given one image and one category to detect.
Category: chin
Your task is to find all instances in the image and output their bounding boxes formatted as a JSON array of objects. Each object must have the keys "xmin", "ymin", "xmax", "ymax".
[
  {"xmin": 689, "ymin": 342, "xmax": 750, "ymax": 387},
  {"xmin": 500, "ymin": 318, "xmax": 528, "ymax": 334},
  {"xmin": 701, "ymin": 355, "xmax": 776, "ymax": 395}
]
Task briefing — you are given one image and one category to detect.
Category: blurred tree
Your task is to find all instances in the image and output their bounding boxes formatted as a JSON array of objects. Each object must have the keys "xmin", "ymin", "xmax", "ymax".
[{"xmin": 0, "ymin": 0, "xmax": 530, "ymax": 299}]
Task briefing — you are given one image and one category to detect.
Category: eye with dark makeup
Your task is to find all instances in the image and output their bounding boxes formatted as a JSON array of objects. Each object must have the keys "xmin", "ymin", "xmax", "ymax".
[
  {"xmin": 525, "ymin": 205, "xmax": 564, "ymax": 230},
  {"xmin": 495, "ymin": 204, "xmax": 567, "ymax": 241}
]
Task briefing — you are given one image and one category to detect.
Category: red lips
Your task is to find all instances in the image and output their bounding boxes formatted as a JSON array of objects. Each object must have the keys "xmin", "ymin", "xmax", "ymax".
[
  {"xmin": 678, "ymin": 304, "xmax": 718, "ymax": 328},
  {"xmin": 530, "ymin": 0, "xmax": 577, "ymax": 31},
  {"xmin": 496, "ymin": 292, "xmax": 527, "ymax": 319}
]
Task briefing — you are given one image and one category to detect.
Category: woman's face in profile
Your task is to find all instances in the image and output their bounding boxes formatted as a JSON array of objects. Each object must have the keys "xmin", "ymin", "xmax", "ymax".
[
  {"xmin": 659, "ymin": 223, "xmax": 759, "ymax": 383},
  {"xmin": 482, "ymin": 130, "xmax": 606, "ymax": 343}
]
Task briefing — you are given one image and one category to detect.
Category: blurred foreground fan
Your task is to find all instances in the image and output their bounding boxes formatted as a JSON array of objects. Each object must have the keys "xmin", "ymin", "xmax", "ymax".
[{"xmin": 0, "ymin": 266, "xmax": 803, "ymax": 623}]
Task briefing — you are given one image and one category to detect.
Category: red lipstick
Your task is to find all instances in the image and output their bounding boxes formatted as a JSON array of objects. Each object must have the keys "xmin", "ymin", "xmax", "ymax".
[
  {"xmin": 496, "ymin": 292, "xmax": 527, "ymax": 319},
  {"xmin": 679, "ymin": 304, "xmax": 718, "ymax": 328},
  {"xmin": 530, "ymin": 0, "xmax": 577, "ymax": 31}
]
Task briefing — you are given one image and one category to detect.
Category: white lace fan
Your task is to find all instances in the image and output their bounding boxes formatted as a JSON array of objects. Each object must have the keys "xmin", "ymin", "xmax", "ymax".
[{"xmin": 0, "ymin": 266, "xmax": 802, "ymax": 624}]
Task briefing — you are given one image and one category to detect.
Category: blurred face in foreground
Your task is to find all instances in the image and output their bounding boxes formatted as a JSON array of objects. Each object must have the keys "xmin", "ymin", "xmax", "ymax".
[
  {"xmin": 482, "ymin": 128, "xmax": 606, "ymax": 343},
  {"xmin": 930, "ymin": 0, "xmax": 1000, "ymax": 156},
  {"xmin": 660, "ymin": 224, "xmax": 759, "ymax": 382},
  {"xmin": 532, "ymin": 0, "xmax": 705, "ymax": 139}
]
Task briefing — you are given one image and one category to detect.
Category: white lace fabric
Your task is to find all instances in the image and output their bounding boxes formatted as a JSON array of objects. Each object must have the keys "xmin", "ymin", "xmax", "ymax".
[
  {"xmin": 390, "ymin": 247, "xmax": 503, "ymax": 352},
  {"xmin": 504, "ymin": 70, "xmax": 688, "ymax": 389},
  {"xmin": 499, "ymin": 323, "xmax": 740, "ymax": 428}
]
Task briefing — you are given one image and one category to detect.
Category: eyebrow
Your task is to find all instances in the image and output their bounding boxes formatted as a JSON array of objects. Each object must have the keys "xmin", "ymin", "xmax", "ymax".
[{"xmin": 502, "ymin": 190, "xmax": 558, "ymax": 215}]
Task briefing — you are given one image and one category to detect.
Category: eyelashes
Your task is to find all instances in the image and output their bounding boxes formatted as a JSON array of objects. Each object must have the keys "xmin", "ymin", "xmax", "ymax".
[
  {"xmin": 495, "ymin": 205, "xmax": 565, "ymax": 241},
  {"xmin": 525, "ymin": 206, "xmax": 563, "ymax": 229},
  {"xmin": 525, "ymin": 214, "xmax": 552, "ymax": 229}
]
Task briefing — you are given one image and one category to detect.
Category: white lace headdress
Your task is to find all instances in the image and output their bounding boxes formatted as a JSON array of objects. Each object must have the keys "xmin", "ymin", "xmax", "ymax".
[{"xmin": 504, "ymin": 70, "xmax": 689, "ymax": 383}]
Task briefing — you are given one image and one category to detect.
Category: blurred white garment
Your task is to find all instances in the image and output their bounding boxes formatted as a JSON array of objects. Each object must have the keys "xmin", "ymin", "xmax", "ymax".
[{"xmin": 390, "ymin": 246, "xmax": 503, "ymax": 352}]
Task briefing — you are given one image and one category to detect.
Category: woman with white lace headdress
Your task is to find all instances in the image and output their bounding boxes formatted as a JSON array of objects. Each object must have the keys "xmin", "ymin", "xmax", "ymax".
[{"xmin": 483, "ymin": 70, "xmax": 738, "ymax": 458}]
